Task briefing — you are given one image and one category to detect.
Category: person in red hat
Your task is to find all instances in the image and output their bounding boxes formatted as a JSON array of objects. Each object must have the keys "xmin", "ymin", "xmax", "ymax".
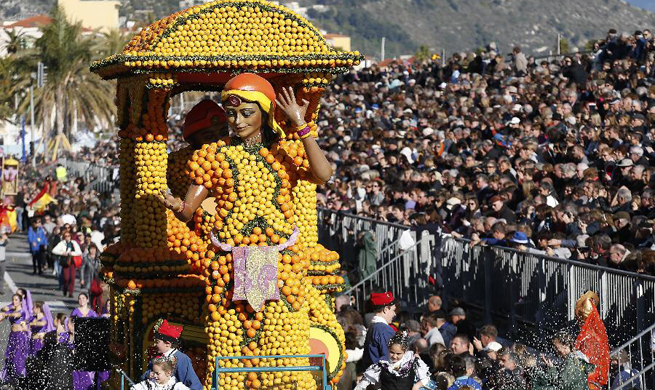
[
  {"xmin": 168, "ymin": 100, "xmax": 228, "ymax": 198},
  {"xmin": 362, "ymin": 291, "xmax": 398, "ymax": 368},
  {"xmin": 141, "ymin": 320, "xmax": 202, "ymax": 390}
]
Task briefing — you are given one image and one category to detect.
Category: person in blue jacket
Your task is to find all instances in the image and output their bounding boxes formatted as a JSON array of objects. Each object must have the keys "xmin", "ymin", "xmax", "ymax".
[
  {"xmin": 142, "ymin": 320, "xmax": 202, "ymax": 390},
  {"xmin": 27, "ymin": 219, "xmax": 47, "ymax": 275},
  {"xmin": 362, "ymin": 291, "xmax": 398, "ymax": 368}
]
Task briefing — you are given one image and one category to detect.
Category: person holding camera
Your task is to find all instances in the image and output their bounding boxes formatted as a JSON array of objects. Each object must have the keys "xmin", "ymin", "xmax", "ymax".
[{"xmin": 51, "ymin": 231, "xmax": 83, "ymax": 298}]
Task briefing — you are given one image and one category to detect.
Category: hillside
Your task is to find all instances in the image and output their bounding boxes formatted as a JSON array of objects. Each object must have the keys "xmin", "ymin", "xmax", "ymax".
[
  {"xmin": 297, "ymin": 0, "xmax": 655, "ymax": 57},
  {"xmin": 2, "ymin": 0, "xmax": 654, "ymax": 59}
]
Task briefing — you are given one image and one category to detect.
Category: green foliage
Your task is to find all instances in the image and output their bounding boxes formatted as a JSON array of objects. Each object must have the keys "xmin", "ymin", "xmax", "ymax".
[
  {"xmin": 557, "ymin": 37, "xmax": 572, "ymax": 54},
  {"xmin": 0, "ymin": 6, "xmax": 117, "ymax": 143},
  {"xmin": 415, "ymin": 45, "xmax": 430, "ymax": 61}
]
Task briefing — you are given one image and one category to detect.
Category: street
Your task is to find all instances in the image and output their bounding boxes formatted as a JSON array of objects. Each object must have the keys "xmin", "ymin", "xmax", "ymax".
[{"xmin": 0, "ymin": 232, "xmax": 79, "ymax": 362}]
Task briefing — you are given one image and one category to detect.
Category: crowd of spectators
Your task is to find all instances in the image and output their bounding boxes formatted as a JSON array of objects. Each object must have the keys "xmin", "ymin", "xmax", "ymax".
[
  {"xmin": 336, "ymin": 293, "xmax": 639, "ymax": 390},
  {"xmin": 13, "ymin": 149, "xmax": 120, "ymax": 304},
  {"xmin": 315, "ymin": 29, "xmax": 655, "ymax": 276}
]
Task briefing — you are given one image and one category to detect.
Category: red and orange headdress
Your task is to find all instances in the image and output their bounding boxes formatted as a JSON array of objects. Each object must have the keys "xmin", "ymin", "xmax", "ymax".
[{"xmin": 221, "ymin": 73, "xmax": 286, "ymax": 137}]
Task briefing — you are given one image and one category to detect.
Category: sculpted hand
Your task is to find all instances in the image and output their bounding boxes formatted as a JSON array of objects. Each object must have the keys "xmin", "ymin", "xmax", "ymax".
[
  {"xmin": 276, "ymin": 86, "xmax": 309, "ymax": 126},
  {"xmin": 156, "ymin": 189, "xmax": 182, "ymax": 212}
]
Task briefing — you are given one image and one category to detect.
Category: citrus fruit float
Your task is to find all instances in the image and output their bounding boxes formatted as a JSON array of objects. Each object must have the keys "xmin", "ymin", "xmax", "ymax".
[{"xmin": 91, "ymin": 1, "xmax": 362, "ymax": 389}]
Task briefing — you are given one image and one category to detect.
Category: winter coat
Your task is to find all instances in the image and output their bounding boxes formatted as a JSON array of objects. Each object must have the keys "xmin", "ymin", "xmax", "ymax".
[{"xmin": 546, "ymin": 353, "xmax": 595, "ymax": 390}]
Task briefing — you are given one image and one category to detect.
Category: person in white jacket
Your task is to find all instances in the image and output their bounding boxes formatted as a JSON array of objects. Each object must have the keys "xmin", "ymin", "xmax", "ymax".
[
  {"xmin": 131, "ymin": 357, "xmax": 190, "ymax": 390},
  {"xmin": 51, "ymin": 231, "xmax": 82, "ymax": 297}
]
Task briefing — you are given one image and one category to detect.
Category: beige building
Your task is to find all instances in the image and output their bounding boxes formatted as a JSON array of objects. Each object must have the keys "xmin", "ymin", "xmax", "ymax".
[
  {"xmin": 58, "ymin": 0, "xmax": 120, "ymax": 31},
  {"xmin": 325, "ymin": 33, "xmax": 351, "ymax": 52}
]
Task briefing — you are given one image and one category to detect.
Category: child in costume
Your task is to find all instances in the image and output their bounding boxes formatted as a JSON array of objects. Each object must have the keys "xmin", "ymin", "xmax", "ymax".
[
  {"xmin": 355, "ymin": 331, "xmax": 432, "ymax": 390},
  {"xmin": 132, "ymin": 356, "xmax": 191, "ymax": 390},
  {"xmin": 142, "ymin": 320, "xmax": 202, "ymax": 390}
]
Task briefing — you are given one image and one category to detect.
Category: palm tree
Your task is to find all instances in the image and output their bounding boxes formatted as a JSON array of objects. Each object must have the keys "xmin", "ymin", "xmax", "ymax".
[
  {"xmin": 31, "ymin": 6, "xmax": 115, "ymax": 140},
  {"xmin": 2, "ymin": 30, "xmax": 28, "ymax": 55},
  {"xmin": 93, "ymin": 28, "xmax": 130, "ymax": 59}
]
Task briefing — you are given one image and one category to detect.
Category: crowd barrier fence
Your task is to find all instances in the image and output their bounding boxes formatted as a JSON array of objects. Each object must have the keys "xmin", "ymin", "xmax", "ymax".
[
  {"xmin": 318, "ymin": 208, "xmax": 655, "ymax": 343},
  {"xmin": 60, "ymin": 158, "xmax": 117, "ymax": 193}
]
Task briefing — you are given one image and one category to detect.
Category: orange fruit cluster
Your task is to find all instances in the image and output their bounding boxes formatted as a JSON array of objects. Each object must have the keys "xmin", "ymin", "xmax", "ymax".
[
  {"xmin": 167, "ymin": 210, "xmax": 208, "ymax": 274},
  {"xmin": 186, "ymin": 347, "xmax": 209, "ymax": 384},
  {"xmin": 306, "ymin": 283, "xmax": 346, "ymax": 384},
  {"xmin": 114, "ymin": 247, "xmax": 189, "ymax": 277},
  {"xmin": 90, "ymin": 0, "xmax": 363, "ymax": 80},
  {"xmin": 167, "ymin": 146, "xmax": 195, "ymax": 198},
  {"xmin": 141, "ymin": 291, "xmax": 204, "ymax": 324}
]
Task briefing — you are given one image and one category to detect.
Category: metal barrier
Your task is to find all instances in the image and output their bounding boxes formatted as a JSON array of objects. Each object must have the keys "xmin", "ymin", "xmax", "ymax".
[
  {"xmin": 212, "ymin": 354, "xmax": 329, "ymax": 390},
  {"xmin": 344, "ymin": 235, "xmax": 435, "ymax": 312},
  {"xmin": 319, "ymin": 208, "xmax": 655, "ymax": 346},
  {"xmin": 59, "ymin": 158, "xmax": 117, "ymax": 193},
  {"xmin": 608, "ymin": 322, "xmax": 655, "ymax": 390}
]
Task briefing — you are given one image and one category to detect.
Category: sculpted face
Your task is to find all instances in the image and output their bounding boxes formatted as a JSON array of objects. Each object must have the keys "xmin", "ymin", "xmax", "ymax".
[{"xmin": 225, "ymin": 101, "xmax": 264, "ymax": 141}]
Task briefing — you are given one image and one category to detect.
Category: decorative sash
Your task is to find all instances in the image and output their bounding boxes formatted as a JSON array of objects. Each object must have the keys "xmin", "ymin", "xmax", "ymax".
[{"xmin": 211, "ymin": 227, "xmax": 299, "ymax": 311}]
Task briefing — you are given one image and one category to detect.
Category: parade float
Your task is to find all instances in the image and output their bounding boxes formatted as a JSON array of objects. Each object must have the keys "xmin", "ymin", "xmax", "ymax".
[{"xmin": 90, "ymin": 1, "xmax": 362, "ymax": 388}]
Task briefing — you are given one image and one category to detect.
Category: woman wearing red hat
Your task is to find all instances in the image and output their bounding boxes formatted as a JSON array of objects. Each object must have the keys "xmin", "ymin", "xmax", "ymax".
[{"xmin": 157, "ymin": 73, "xmax": 334, "ymax": 387}]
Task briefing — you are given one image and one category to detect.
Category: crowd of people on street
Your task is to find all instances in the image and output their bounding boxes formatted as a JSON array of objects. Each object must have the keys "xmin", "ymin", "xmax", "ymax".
[{"xmin": 316, "ymin": 28, "xmax": 655, "ymax": 276}]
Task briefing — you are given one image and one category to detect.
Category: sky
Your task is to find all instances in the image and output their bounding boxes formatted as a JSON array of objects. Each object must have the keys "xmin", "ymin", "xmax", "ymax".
[{"xmin": 627, "ymin": 0, "xmax": 655, "ymax": 11}]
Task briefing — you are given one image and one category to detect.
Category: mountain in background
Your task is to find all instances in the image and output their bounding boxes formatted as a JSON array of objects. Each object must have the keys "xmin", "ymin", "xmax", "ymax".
[
  {"xmin": 1, "ymin": 0, "xmax": 654, "ymax": 59},
  {"xmin": 295, "ymin": 0, "xmax": 655, "ymax": 58},
  {"xmin": 627, "ymin": 0, "xmax": 655, "ymax": 12}
]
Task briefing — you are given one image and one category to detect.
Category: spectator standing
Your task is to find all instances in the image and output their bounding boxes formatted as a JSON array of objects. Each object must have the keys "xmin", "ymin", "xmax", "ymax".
[
  {"xmin": 362, "ymin": 292, "xmax": 398, "ymax": 367},
  {"xmin": 421, "ymin": 312, "xmax": 445, "ymax": 347},
  {"xmin": 27, "ymin": 219, "xmax": 47, "ymax": 275},
  {"xmin": 51, "ymin": 231, "xmax": 82, "ymax": 298},
  {"xmin": 79, "ymin": 244, "xmax": 100, "ymax": 290},
  {"xmin": 512, "ymin": 46, "xmax": 527, "ymax": 76},
  {"xmin": 450, "ymin": 308, "xmax": 476, "ymax": 342},
  {"xmin": 446, "ymin": 355, "xmax": 482, "ymax": 390}
]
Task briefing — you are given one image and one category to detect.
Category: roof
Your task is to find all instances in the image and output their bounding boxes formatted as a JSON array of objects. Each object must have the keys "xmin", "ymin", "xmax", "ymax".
[
  {"xmin": 91, "ymin": 0, "xmax": 362, "ymax": 79},
  {"xmin": 4, "ymin": 15, "xmax": 51, "ymax": 29},
  {"xmin": 324, "ymin": 33, "xmax": 349, "ymax": 39}
]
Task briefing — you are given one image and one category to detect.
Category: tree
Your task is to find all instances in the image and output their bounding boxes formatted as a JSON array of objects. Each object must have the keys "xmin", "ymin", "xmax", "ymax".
[
  {"xmin": 2, "ymin": 30, "xmax": 28, "ymax": 55},
  {"xmin": 415, "ymin": 45, "xmax": 430, "ymax": 62},
  {"xmin": 556, "ymin": 37, "xmax": 571, "ymax": 55},
  {"xmin": 28, "ymin": 6, "xmax": 115, "ymax": 141}
]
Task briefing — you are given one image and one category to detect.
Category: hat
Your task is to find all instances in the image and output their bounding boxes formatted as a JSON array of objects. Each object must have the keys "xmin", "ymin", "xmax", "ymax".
[
  {"xmin": 616, "ymin": 159, "xmax": 634, "ymax": 167},
  {"xmin": 371, "ymin": 291, "xmax": 395, "ymax": 306},
  {"xmin": 221, "ymin": 73, "xmax": 285, "ymax": 137},
  {"xmin": 507, "ymin": 86, "xmax": 518, "ymax": 94},
  {"xmin": 632, "ymin": 113, "xmax": 646, "ymax": 121},
  {"xmin": 446, "ymin": 197, "xmax": 462, "ymax": 207},
  {"xmin": 422, "ymin": 127, "xmax": 435, "ymax": 136},
  {"xmin": 183, "ymin": 100, "xmax": 227, "ymax": 140},
  {"xmin": 154, "ymin": 320, "xmax": 183, "ymax": 343},
  {"xmin": 509, "ymin": 117, "xmax": 521, "ymax": 125},
  {"xmin": 512, "ymin": 104, "xmax": 523, "ymax": 112},
  {"xmin": 576, "ymin": 234, "xmax": 590, "ymax": 248},
  {"xmin": 614, "ymin": 211, "xmax": 630, "ymax": 222},
  {"xmin": 485, "ymin": 341, "xmax": 503, "ymax": 352},
  {"xmin": 510, "ymin": 231, "xmax": 530, "ymax": 244},
  {"xmin": 372, "ymin": 103, "xmax": 380, "ymax": 110},
  {"xmin": 449, "ymin": 307, "xmax": 466, "ymax": 317},
  {"xmin": 403, "ymin": 108, "xmax": 413, "ymax": 114}
]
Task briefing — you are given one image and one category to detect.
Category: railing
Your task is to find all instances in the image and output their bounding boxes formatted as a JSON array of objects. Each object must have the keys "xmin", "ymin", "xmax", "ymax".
[
  {"xmin": 59, "ymin": 158, "xmax": 117, "ymax": 193},
  {"xmin": 212, "ymin": 355, "xmax": 329, "ymax": 390},
  {"xmin": 317, "ymin": 208, "xmax": 408, "ymax": 276},
  {"xmin": 318, "ymin": 208, "xmax": 655, "ymax": 346},
  {"xmin": 344, "ymin": 235, "xmax": 434, "ymax": 312},
  {"xmin": 608, "ymin": 322, "xmax": 655, "ymax": 390}
]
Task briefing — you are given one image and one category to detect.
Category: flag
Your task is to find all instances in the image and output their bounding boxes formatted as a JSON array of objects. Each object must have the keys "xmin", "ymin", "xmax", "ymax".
[{"xmin": 29, "ymin": 183, "xmax": 57, "ymax": 212}]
